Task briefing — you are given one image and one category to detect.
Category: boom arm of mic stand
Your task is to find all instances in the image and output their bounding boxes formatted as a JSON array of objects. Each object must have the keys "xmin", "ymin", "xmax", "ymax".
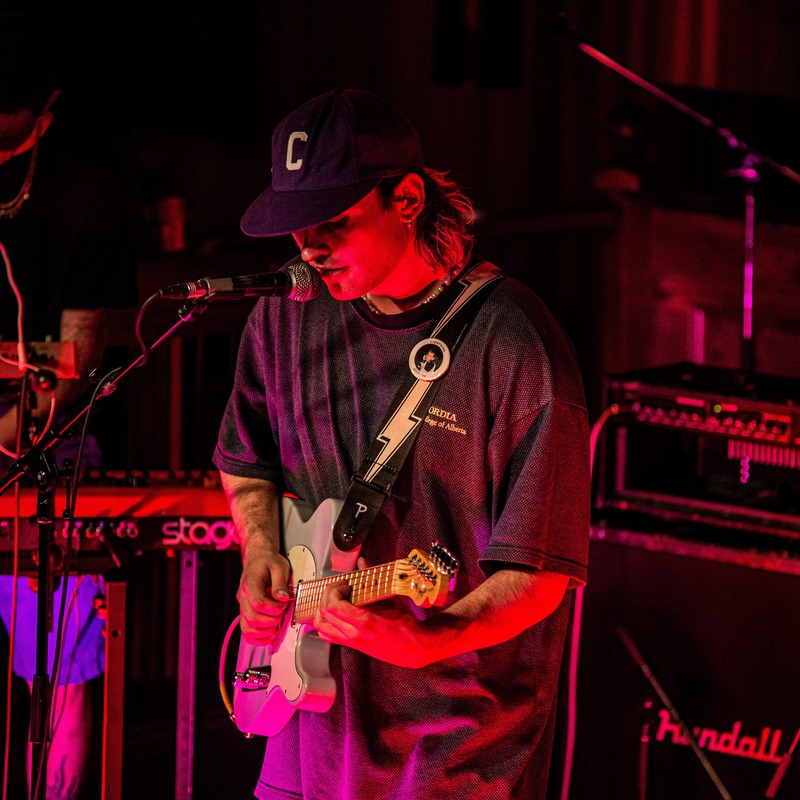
[
  {"xmin": 553, "ymin": 13, "xmax": 800, "ymax": 186},
  {"xmin": 554, "ymin": 13, "xmax": 800, "ymax": 375},
  {"xmin": 0, "ymin": 296, "xmax": 210, "ymax": 496}
]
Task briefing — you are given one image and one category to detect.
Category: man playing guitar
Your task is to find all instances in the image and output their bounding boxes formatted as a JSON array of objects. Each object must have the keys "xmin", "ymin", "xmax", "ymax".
[{"xmin": 214, "ymin": 89, "xmax": 590, "ymax": 800}]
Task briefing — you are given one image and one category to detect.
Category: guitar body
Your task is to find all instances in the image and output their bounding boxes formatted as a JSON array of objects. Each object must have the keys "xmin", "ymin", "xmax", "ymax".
[
  {"xmin": 229, "ymin": 496, "xmax": 458, "ymax": 738},
  {"xmin": 233, "ymin": 497, "xmax": 350, "ymax": 737}
]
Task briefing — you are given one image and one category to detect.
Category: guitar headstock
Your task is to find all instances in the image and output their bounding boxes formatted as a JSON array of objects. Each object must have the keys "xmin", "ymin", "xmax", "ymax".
[{"xmin": 398, "ymin": 542, "xmax": 460, "ymax": 608}]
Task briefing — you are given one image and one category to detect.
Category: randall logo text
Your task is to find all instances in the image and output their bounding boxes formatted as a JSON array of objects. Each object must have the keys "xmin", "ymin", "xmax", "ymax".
[{"xmin": 655, "ymin": 709, "xmax": 782, "ymax": 764}]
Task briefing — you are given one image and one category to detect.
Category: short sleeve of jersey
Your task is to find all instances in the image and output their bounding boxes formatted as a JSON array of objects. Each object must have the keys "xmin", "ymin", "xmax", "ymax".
[
  {"xmin": 212, "ymin": 300, "xmax": 284, "ymax": 486},
  {"xmin": 480, "ymin": 397, "xmax": 590, "ymax": 587},
  {"xmin": 468, "ymin": 278, "xmax": 590, "ymax": 587}
]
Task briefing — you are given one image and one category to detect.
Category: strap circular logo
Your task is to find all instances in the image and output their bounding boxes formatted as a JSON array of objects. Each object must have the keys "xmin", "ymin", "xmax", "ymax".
[{"xmin": 409, "ymin": 338, "xmax": 450, "ymax": 382}]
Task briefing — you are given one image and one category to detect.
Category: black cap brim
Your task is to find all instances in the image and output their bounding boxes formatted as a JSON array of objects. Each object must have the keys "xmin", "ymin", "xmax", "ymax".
[{"xmin": 240, "ymin": 177, "xmax": 382, "ymax": 237}]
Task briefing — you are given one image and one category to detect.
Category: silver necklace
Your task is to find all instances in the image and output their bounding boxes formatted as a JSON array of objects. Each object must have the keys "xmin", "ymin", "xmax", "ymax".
[{"xmin": 362, "ymin": 264, "xmax": 463, "ymax": 315}]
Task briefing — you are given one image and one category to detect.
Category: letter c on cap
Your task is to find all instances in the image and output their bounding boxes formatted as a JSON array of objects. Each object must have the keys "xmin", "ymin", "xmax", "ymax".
[{"xmin": 286, "ymin": 131, "xmax": 308, "ymax": 171}]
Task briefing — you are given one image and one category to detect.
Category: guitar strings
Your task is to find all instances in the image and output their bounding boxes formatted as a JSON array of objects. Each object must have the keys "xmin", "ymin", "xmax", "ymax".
[{"xmin": 293, "ymin": 560, "xmax": 425, "ymax": 623}]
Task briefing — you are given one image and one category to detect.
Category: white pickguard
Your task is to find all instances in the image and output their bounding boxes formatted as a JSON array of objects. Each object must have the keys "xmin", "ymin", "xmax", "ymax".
[{"xmin": 232, "ymin": 496, "xmax": 352, "ymax": 737}]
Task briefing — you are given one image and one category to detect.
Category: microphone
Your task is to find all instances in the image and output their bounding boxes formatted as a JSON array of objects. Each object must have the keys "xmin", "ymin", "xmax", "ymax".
[{"xmin": 159, "ymin": 260, "xmax": 322, "ymax": 302}]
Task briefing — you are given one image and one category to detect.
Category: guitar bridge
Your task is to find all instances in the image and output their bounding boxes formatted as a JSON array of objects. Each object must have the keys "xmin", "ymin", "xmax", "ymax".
[{"xmin": 233, "ymin": 666, "xmax": 272, "ymax": 691}]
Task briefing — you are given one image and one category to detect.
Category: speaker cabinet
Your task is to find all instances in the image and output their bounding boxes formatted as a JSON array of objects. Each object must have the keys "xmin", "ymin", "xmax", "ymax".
[{"xmin": 570, "ymin": 530, "xmax": 800, "ymax": 799}]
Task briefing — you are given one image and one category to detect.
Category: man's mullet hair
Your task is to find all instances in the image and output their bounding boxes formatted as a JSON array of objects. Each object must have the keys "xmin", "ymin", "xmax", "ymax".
[{"xmin": 379, "ymin": 169, "xmax": 475, "ymax": 272}]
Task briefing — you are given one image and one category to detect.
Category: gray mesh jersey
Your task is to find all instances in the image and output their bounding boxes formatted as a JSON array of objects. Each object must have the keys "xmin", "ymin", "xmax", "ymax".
[{"xmin": 213, "ymin": 259, "xmax": 590, "ymax": 800}]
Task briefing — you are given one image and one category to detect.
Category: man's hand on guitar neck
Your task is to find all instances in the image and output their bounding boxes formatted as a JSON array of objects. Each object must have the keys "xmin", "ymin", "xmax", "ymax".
[
  {"xmin": 314, "ymin": 560, "xmax": 433, "ymax": 669},
  {"xmin": 314, "ymin": 566, "xmax": 569, "ymax": 669}
]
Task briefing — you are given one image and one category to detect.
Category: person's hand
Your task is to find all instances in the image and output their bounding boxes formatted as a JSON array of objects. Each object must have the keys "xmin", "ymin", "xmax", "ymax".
[
  {"xmin": 313, "ymin": 557, "xmax": 433, "ymax": 668},
  {"xmin": 237, "ymin": 550, "xmax": 292, "ymax": 645}
]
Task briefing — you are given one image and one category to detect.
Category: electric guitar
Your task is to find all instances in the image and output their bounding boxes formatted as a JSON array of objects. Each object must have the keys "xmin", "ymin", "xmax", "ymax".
[{"xmin": 229, "ymin": 497, "xmax": 459, "ymax": 737}]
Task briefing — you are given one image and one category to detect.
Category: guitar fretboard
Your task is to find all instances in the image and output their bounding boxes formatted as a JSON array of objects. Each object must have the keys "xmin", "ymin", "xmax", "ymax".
[{"xmin": 293, "ymin": 559, "xmax": 415, "ymax": 624}]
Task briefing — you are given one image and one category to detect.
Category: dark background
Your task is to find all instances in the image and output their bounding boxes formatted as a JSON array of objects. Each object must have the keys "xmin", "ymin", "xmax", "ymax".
[
  {"xmin": 2, "ymin": 1, "xmax": 800, "ymax": 797},
  {"xmin": 16, "ymin": 0, "xmax": 800, "ymax": 415}
]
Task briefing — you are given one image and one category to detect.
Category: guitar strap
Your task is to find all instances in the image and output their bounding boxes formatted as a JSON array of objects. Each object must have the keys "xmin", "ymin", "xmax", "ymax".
[{"xmin": 333, "ymin": 260, "xmax": 504, "ymax": 551}]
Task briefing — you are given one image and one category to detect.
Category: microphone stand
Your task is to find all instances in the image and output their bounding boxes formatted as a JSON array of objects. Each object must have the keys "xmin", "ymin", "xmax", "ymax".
[
  {"xmin": 617, "ymin": 626, "xmax": 733, "ymax": 800},
  {"xmin": 29, "ymin": 448, "xmax": 58, "ymax": 800},
  {"xmin": 555, "ymin": 14, "xmax": 800, "ymax": 375},
  {"xmin": 0, "ymin": 297, "xmax": 210, "ymax": 799},
  {"xmin": 638, "ymin": 697, "xmax": 655, "ymax": 800},
  {"xmin": 765, "ymin": 725, "xmax": 800, "ymax": 798}
]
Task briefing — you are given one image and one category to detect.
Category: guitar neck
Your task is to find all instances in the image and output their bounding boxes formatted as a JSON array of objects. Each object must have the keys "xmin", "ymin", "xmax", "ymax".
[{"xmin": 293, "ymin": 559, "xmax": 410, "ymax": 625}]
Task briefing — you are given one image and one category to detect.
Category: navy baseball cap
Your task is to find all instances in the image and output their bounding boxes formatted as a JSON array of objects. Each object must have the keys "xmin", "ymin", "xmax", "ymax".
[{"xmin": 241, "ymin": 89, "xmax": 424, "ymax": 237}]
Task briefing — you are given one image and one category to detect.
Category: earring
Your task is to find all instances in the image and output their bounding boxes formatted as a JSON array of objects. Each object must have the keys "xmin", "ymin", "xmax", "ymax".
[{"xmin": 404, "ymin": 218, "xmax": 413, "ymax": 229}]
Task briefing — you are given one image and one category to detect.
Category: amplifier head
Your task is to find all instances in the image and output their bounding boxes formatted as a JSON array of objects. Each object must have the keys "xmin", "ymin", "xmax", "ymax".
[{"xmin": 594, "ymin": 362, "xmax": 800, "ymax": 540}]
